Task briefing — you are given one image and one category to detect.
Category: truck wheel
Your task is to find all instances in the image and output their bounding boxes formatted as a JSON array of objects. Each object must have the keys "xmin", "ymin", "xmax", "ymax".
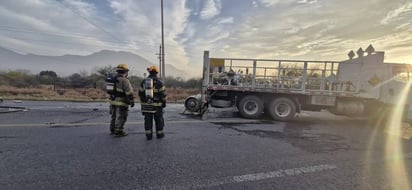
[
  {"xmin": 269, "ymin": 97, "xmax": 296, "ymax": 121},
  {"xmin": 238, "ymin": 95, "xmax": 263, "ymax": 119},
  {"xmin": 185, "ymin": 97, "xmax": 201, "ymax": 112}
]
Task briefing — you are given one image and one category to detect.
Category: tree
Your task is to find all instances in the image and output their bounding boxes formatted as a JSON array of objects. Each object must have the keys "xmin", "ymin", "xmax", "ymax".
[
  {"xmin": 184, "ymin": 78, "xmax": 202, "ymax": 88},
  {"xmin": 95, "ymin": 65, "xmax": 115, "ymax": 77},
  {"xmin": 3, "ymin": 70, "xmax": 39, "ymax": 87},
  {"xmin": 37, "ymin": 70, "xmax": 58, "ymax": 84},
  {"xmin": 91, "ymin": 66, "xmax": 118, "ymax": 89},
  {"xmin": 67, "ymin": 73, "xmax": 91, "ymax": 88},
  {"xmin": 128, "ymin": 75, "xmax": 144, "ymax": 88},
  {"xmin": 39, "ymin": 70, "xmax": 57, "ymax": 78}
]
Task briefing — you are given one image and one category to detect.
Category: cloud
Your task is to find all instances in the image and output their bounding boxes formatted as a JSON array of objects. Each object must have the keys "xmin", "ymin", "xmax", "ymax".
[
  {"xmin": 381, "ymin": 2, "xmax": 412, "ymax": 24},
  {"xmin": 253, "ymin": 1, "xmax": 258, "ymax": 8},
  {"xmin": 257, "ymin": 0, "xmax": 282, "ymax": 7},
  {"xmin": 297, "ymin": 0, "xmax": 318, "ymax": 4},
  {"xmin": 216, "ymin": 17, "xmax": 234, "ymax": 24},
  {"xmin": 108, "ymin": 0, "xmax": 192, "ymax": 71},
  {"xmin": 0, "ymin": 0, "xmax": 111, "ymax": 55},
  {"xmin": 1, "ymin": 0, "xmax": 412, "ymax": 78},
  {"xmin": 200, "ymin": 0, "xmax": 221, "ymax": 20},
  {"xmin": 209, "ymin": 0, "xmax": 412, "ymax": 63},
  {"xmin": 365, "ymin": 29, "xmax": 412, "ymax": 62},
  {"xmin": 395, "ymin": 23, "xmax": 410, "ymax": 31},
  {"xmin": 163, "ymin": 2, "xmax": 192, "ymax": 72}
]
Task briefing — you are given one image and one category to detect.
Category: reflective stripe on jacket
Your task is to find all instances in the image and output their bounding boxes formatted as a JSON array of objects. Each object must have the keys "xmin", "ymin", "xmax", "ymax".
[
  {"xmin": 109, "ymin": 100, "xmax": 129, "ymax": 107},
  {"xmin": 109, "ymin": 76, "xmax": 134, "ymax": 107},
  {"xmin": 141, "ymin": 102, "xmax": 163, "ymax": 113}
]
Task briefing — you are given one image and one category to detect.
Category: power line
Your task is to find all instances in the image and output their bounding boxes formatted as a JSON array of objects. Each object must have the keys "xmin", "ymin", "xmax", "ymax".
[
  {"xmin": 0, "ymin": 30, "xmax": 160, "ymax": 50},
  {"xmin": 2, "ymin": 1, "xmax": 190, "ymax": 64},
  {"xmin": 54, "ymin": 0, "xmax": 164, "ymax": 63},
  {"xmin": 0, "ymin": 26, "xmax": 153, "ymax": 45},
  {"xmin": 55, "ymin": 1, "xmax": 153, "ymax": 57},
  {"xmin": 6, "ymin": 36, "xmax": 143, "ymax": 52},
  {"xmin": 55, "ymin": 0, "xmax": 127, "ymax": 45},
  {"xmin": 1, "ymin": 32, "xmax": 185, "ymax": 52}
]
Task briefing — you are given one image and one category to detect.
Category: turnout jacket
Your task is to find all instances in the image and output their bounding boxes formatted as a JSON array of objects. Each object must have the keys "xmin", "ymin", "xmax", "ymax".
[
  {"xmin": 139, "ymin": 75, "xmax": 166, "ymax": 112},
  {"xmin": 109, "ymin": 76, "xmax": 134, "ymax": 107}
]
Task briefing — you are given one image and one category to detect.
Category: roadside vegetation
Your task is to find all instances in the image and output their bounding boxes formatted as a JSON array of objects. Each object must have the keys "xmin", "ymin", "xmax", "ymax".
[{"xmin": 0, "ymin": 67, "xmax": 201, "ymax": 103}]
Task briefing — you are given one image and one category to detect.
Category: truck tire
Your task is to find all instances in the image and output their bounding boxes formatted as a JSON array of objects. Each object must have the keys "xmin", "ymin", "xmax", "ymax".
[
  {"xmin": 238, "ymin": 95, "xmax": 263, "ymax": 119},
  {"xmin": 185, "ymin": 97, "xmax": 201, "ymax": 112},
  {"xmin": 268, "ymin": 97, "xmax": 296, "ymax": 121}
]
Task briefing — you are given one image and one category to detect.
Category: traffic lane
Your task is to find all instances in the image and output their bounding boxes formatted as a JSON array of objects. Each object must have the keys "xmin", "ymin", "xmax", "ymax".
[
  {"xmin": 0, "ymin": 124, "xmax": 335, "ymax": 190},
  {"xmin": 0, "ymin": 103, "xmax": 188, "ymax": 125},
  {"xmin": 213, "ymin": 119, "xmax": 411, "ymax": 190},
  {"xmin": 2, "ymin": 117, "xmax": 412, "ymax": 189},
  {"xmin": 0, "ymin": 122, "xmax": 298, "ymax": 189}
]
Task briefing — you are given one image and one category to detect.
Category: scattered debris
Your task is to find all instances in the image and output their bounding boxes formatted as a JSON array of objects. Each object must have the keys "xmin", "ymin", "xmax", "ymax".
[{"xmin": 0, "ymin": 106, "xmax": 29, "ymax": 114}]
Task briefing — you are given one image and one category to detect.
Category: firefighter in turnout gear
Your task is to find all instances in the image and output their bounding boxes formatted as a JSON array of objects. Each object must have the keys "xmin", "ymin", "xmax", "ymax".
[
  {"xmin": 139, "ymin": 65, "xmax": 166, "ymax": 140},
  {"xmin": 109, "ymin": 64, "xmax": 134, "ymax": 137}
]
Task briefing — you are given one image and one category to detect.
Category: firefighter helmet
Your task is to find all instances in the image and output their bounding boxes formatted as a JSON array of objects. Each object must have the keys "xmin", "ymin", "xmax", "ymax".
[
  {"xmin": 116, "ymin": 64, "xmax": 129, "ymax": 72},
  {"xmin": 147, "ymin": 65, "xmax": 159, "ymax": 73}
]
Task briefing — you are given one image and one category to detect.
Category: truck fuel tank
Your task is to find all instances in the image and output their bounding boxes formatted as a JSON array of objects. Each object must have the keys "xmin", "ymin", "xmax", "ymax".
[{"xmin": 329, "ymin": 100, "xmax": 365, "ymax": 116}]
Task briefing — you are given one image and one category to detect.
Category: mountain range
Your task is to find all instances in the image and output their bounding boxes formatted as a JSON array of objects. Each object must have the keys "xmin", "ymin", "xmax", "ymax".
[{"xmin": 0, "ymin": 47, "xmax": 187, "ymax": 77}]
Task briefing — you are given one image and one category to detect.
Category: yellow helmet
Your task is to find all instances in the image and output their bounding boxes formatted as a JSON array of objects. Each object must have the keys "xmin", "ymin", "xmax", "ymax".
[
  {"xmin": 116, "ymin": 64, "xmax": 129, "ymax": 72},
  {"xmin": 147, "ymin": 65, "xmax": 159, "ymax": 73}
]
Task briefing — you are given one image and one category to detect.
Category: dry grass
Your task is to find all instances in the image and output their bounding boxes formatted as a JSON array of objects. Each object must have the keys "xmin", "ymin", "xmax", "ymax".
[
  {"xmin": 0, "ymin": 85, "xmax": 108, "ymax": 101},
  {"xmin": 166, "ymin": 87, "xmax": 200, "ymax": 103},
  {"xmin": 0, "ymin": 85, "xmax": 200, "ymax": 103}
]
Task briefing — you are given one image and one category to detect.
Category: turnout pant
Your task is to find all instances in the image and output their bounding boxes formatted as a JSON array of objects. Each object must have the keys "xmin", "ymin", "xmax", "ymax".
[
  {"xmin": 110, "ymin": 105, "xmax": 129, "ymax": 132},
  {"xmin": 144, "ymin": 108, "xmax": 164, "ymax": 136}
]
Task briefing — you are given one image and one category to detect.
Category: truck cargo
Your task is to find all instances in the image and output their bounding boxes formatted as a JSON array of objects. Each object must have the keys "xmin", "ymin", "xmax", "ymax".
[{"xmin": 184, "ymin": 45, "xmax": 412, "ymax": 122}]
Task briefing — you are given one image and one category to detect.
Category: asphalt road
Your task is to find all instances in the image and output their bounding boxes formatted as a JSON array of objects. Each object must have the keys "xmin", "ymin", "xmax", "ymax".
[{"xmin": 1, "ymin": 101, "xmax": 412, "ymax": 190}]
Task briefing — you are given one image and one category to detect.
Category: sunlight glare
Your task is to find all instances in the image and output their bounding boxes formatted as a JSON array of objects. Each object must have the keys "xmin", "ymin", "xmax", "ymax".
[{"xmin": 385, "ymin": 79, "xmax": 412, "ymax": 190}]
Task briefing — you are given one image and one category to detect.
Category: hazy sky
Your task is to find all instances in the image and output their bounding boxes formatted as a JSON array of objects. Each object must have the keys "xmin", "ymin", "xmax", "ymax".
[{"xmin": 0, "ymin": 0, "xmax": 411, "ymax": 76}]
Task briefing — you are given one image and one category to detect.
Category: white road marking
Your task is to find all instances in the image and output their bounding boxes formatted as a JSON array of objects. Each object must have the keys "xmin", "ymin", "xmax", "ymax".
[
  {"xmin": 150, "ymin": 164, "xmax": 337, "ymax": 190},
  {"xmin": 233, "ymin": 164, "xmax": 337, "ymax": 182}
]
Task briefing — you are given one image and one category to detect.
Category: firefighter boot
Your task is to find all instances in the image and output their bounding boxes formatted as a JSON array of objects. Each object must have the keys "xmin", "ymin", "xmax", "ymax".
[
  {"xmin": 114, "ymin": 129, "xmax": 128, "ymax": 137},
  {"xmin": 156, "ymin": 130, "xmax": 165, "ymax": 139},
  {"xmin": 145, "ymin": 130, "xmax": 153, "ymax": 140}
]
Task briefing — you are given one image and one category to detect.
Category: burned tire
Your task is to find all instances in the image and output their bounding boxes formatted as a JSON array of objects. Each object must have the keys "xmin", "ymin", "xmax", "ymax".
[
  {"xmin": 268, "ymin": 97, "xmax": 296, "ymax": 121},
  {"xmin": 185, "ymin": 97, "xmax": 200, "ymax": 112},
  {"xmin": 238, "ymin": 95, "xmax": 263, "ymax": 119}
]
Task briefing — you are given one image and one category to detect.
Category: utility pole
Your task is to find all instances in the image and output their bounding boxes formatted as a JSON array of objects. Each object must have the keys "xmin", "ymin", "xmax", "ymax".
[
  {"xmin": 161, "ymin": 0, "xmax": 165, "ymax": 80},
  {"xmin": 156, "ymin": 45, "xmax": 162, "ymax": 74}
]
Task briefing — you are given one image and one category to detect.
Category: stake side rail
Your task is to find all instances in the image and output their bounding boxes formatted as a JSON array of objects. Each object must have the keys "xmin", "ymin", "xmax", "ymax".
[{"xmin": 205, "ymin": 55, "xmax": 359, "ymax": 94}]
